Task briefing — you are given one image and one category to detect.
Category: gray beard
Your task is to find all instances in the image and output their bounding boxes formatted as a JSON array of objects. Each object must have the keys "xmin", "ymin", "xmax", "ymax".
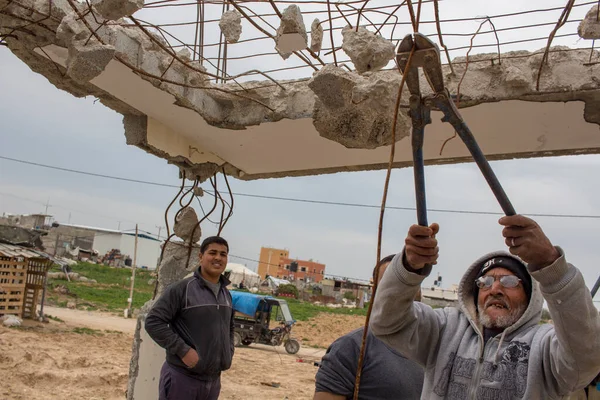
[{"xmin": 478, "ymin": 297, "xmax": 527, "ymax": 329}]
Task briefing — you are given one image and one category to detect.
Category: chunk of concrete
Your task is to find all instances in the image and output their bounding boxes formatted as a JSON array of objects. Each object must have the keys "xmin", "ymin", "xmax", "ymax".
[
  {"xmin": 155, "ymin": 241, "xmax": 201, "ymax": 295},
  {"xmin": 310, "ymin": 19, "xmax": 323, "ymax": 53},
  {"xmin": 219, "ymin": 10, "xmax": 242, "ymax": 44},
  {"xmin": 275, "ymin": 5, "xmax": 307, "ymax": 59},
  {"xmin": 66, "ymin": 40, "xmax": 115, "ymax": 83},
  {"xmin": 578, "ymin": 5, "xmax": 600, "ymax": 40},
  {"xmin": 193, "ymin": 186, "xmax": 204, "ymax": 197},
  {"xmin": 173, "ymin": 206, "xmax": 201, "ymax": 244},
  {"xmin": 342, "ymin": 26, "xmax": 395, "ymax": 73},
  {"xmin": 56, "ymin": 12, "xmax": 87, "ymax": 44},
  {"xmin": 504, "ymin": 65, "xmax": 530, "ymax": 88},
  {"xmin": 92, "ymin": 0, "xmax": 144, "ymax": 21},
  {"xmin": 308, "ymin": 65, "xmax": 411, "ymax": 149}
]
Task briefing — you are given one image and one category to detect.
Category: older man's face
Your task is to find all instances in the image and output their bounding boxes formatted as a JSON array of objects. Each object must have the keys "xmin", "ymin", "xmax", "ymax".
[{"xmin": 477, "ymin": 267, "xmax": 528, "ymax": 329}]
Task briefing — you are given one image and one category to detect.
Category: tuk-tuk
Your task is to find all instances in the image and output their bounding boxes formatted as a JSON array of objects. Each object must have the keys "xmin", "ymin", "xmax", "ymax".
[{"xmin": 230, "ymin": 291, "xmax": 300, "ymax": 354}]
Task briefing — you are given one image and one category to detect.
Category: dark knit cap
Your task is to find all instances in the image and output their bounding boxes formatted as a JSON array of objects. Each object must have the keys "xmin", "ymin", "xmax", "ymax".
[{"xmin": 474, "ymin": 256, "xmax": 532, "ymax": 302}]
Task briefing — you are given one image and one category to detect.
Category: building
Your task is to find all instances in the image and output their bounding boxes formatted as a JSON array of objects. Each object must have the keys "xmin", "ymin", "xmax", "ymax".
[
  {"xmin": 257, "ymin": 247, "xmax": 289, "ymax": 279},
  {"xmin": 45, "ymin": 224, "xmax": 161, "ymax": 269},
  {"xmin": 0, "ymin": 213, "xmax": 52, "ymax": 230},
  {"xmin": 278, "ymin": 257, "xmax": 325, "ymax": 283}
]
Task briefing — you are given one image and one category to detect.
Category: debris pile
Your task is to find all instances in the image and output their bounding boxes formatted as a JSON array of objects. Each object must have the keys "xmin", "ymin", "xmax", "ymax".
[{"xmin": 1, "ymin": 315, "xmax": 22, "ymax": 327}]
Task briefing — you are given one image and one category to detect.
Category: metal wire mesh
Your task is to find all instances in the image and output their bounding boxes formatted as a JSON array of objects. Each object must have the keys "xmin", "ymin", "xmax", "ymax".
[{"xmin": 124, "ymin": 0, "xmax": 599, "ymax": 85}]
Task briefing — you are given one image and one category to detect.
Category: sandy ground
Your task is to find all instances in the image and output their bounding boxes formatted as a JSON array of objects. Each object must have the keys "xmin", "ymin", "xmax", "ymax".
[{"xmin": 1, "ymin": 308, "xmax": 366, "ymax": 400}]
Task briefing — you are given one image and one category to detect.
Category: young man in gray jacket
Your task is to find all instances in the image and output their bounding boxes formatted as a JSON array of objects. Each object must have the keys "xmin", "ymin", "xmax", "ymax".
[
  {"xmin": 146, "ymin": 236, "xmax": 234, "ymax": 400},
  {"xmin": 371, "ymin": 214, "xmax": 600, "ymax": 399}
]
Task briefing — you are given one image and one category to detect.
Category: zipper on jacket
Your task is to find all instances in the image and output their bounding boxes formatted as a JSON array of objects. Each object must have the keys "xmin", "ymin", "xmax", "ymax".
[{"xmin": 467, "ymin": 321, "xmax": 486, "ymax": 399}]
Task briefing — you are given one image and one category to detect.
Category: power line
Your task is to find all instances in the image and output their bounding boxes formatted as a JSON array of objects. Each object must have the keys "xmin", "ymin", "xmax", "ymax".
[{"xmin": 2, "ymin": 155, "xmax": 600, "ymax": 220}]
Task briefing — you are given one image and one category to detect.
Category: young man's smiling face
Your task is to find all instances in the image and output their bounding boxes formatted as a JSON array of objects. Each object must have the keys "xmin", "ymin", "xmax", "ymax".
[
  {"xmin": 199, "ymin": 243, "xmax": 228, "ymax": 282},
  {"xmin": 477, "ymin": 267, "xmax": 528, "ymax": 329}
]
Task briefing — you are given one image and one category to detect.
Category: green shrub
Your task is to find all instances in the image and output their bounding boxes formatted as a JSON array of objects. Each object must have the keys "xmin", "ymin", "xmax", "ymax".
[{"xmin": 277, "ymin": 284, "xmax": 299, "ymax": 298}]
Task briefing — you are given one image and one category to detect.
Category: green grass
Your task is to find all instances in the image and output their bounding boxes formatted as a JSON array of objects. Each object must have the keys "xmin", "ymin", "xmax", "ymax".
[
  {"xmin": 46, "ymin": 314, "xmax": 64, "ymax": 323},
  {"xmin": 73, "ymin": 327, "xmax": 102, "ymax": 335},
  {"xmin": 46, "ymin": 262, "xmax": 154, "ymax": 313},
  {"xmin": 279, "ymin": 298, "xmax": 368, "ymax": 321}
]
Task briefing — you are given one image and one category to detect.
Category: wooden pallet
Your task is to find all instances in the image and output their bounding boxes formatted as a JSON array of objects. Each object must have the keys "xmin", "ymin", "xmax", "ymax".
[
  {"xmin": 0, "ymin": 256, "xmax": 27, "ymax": 317},
  {"xmin": 22, "ymin": 258, "xmax": 52, "ymax": 319}
]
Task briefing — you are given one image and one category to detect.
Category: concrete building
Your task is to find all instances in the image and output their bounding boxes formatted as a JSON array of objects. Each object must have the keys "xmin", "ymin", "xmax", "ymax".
[
  {"xmin": 278, "ymin": 257, "xmax": 325, "ymax": 283},
  {"xmin": 257, "ymin": 247, "xmax": 289, "ymax": 279},
  {"xmin": 44, "ymin": 224, "xmax": 161, "ymax": 269},
  {"xmin": 0, "ymin": 213, "xmax": 52, "ymax": 230}
]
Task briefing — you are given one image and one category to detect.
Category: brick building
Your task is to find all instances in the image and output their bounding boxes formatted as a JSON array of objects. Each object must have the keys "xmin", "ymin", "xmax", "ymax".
[{"xmin": 257, "ymin": 247, "xmax": 326, "ymax": 283}]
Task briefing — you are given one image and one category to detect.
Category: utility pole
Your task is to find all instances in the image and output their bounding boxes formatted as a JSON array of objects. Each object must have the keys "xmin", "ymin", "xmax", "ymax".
[
  {"xmin": 44, "ymin": 198, "xmax": 50, "ymax": 215},
  {"xmin": 53, "ymin": 234, "xmax": 61, "ymax": 257},
  {"xmin": 156, "ymin": 225, "xmax": 163, "ymax": 240},
  {"xmin": 126, "ymin": 224, "xmax": 139, "ymax": 318}
]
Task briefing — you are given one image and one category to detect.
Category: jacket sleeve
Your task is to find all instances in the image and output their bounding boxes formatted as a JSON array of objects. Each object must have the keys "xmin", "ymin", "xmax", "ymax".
[
  {"xmin": 370, "ymin": 251, "xmax": 448, "ymax": 367},
  {"xmin": 145, "ymin": 282, "xmax": 191, "ymax": 359},
  {"xmin": 530, "ymin": 248, "xmax": 600, "ymax": 394}
]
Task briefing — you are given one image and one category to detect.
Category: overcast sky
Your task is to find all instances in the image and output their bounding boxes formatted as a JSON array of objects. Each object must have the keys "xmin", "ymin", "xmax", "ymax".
[{"xmin": 1, "ymin": 1, "xmax": 599, "ymax": 306}]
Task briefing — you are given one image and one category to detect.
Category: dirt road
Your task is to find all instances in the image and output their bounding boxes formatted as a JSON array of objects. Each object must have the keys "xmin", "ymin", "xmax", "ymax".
[{"xmin": 1, "ymin": 308, "xmax": 365, "ymax": 399}]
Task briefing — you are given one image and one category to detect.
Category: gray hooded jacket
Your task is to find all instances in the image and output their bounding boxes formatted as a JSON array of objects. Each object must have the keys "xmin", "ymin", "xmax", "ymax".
[{"xmin": 370, "ymin": 248, "xmax": 600, "ymax": 399}]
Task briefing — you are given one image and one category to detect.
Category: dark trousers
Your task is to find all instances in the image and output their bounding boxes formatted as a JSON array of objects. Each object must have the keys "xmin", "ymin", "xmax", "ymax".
[{"xmin": 159, "ymin": 362, "xmax": 221, "ymax": 400}]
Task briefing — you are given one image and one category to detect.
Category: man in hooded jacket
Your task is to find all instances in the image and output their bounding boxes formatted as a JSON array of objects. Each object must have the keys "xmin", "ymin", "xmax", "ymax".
[{"xmin": 370, "ymin": 214, "xmax": 600, "ymax": 399}]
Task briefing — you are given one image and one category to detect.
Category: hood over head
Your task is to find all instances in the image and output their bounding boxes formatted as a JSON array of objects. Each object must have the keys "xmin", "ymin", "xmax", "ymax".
[{"xmin": 458, "ymin": 250, "xmax": 543, "ymax": 336}]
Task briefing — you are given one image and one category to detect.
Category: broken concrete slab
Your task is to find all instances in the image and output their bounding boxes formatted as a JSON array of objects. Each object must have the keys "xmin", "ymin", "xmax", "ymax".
[
  {"xmin": 275, "ymin": 5, "xmax": 307, "ymax": 59},
  {"xmin": 173, "ymin": 207, "xmax": 201, "ymax": 244},
  {"xmin": 342, "ymin": 26, "xmax": 395, "ymax": 74},
  {"xmin": 578, "ymin": 5, "xmax": 600, "ymax": 40},
  {"xmin": 56, "ymin": 12, "xmax": 88, "ymax": 45},
  {"xmin": 308, "ymin": 65, "xmax": 411, "ymax": 149},
  {"xmin": 155, "ymin": 240, "xmax": 201, "ymax": 299},
  {"xmin": 66, "ymin": 40, "xmax": 115, "ymax": 83},
  {"xmin": 310, "ymin": 19, "xmax": 323, "ymax": 53},
  {"xmin": 92, "ymin": 0, "xmax": 144, "ymax": 21},
  {"xmin": 219, "ymin": 10, "xmax": 242, "ymax": 44}
]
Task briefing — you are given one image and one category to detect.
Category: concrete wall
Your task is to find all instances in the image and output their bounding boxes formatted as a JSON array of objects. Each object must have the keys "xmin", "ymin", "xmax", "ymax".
[
  {"xmin": 92, "ymin": 232, "xmax": 122, "ymax": 257},
  {"xmin": 128, "ymin": 313, "xmax": 164, "ymax": 400},
  {"xmin": 120, "ymin": 235, "xmax": 161, "ymax": 269}
]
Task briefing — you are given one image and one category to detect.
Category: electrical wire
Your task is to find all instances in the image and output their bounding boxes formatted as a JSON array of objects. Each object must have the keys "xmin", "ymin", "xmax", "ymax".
[{"xmin": 2, "ymin": 155, "xmax": 600, "ymax": 220}]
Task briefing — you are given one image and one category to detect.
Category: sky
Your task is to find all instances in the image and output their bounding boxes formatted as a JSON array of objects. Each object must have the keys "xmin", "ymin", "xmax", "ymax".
[{"xmin": 1, "ymin": 1, "xmax": 599, "ymax": 304}]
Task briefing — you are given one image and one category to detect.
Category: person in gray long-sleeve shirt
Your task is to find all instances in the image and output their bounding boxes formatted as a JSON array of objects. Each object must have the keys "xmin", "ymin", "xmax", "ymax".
[
  {"xmin": 314, "ymin": 255, "xmax": 424, "ymax": 400},
  {"xmin": 145, "ymin": 236, "xmax": 234, "ymax": 400}
]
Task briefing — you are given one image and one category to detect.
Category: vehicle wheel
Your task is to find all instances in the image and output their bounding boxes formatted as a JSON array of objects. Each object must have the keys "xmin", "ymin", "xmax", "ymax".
[
  {"xmin": 241, "ymin": 339, "xmax": 252, "ymax": 346},
  {"xmin": 233, "ymin": 332, "xmax": 242, "ymax": 347},
  {"xmin": 284, "ymin": 339, "xmax": 300, "ymax": 355}
]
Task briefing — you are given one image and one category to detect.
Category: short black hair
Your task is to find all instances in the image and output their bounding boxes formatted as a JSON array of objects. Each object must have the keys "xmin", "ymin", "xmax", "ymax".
[
  {"xmin": 200, "ymin": 236, "xmax": 229, "ymax": 253},
  {"xmin": 372, "ymin": 254, "xmax": 396, "ymax": 281}
]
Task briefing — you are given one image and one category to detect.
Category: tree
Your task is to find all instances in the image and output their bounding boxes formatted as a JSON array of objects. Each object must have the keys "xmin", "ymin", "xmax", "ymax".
[{"xmin": 277, "ymin": 284, "xmax": 299, "ymax": 299}]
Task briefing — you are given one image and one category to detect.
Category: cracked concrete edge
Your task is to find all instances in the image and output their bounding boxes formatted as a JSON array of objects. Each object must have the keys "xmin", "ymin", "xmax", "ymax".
[
  {"xmin": 3, "ymin": 0, "xmax": 600, "ymax": 180},
  {"xmin": 126, "ymin": 310, "xmax": 146, "ymax": 400}
]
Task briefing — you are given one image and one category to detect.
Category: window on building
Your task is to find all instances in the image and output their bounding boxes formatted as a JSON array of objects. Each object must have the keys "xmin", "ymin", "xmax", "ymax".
[
  {"xmin": 313, "ymin": 268, "xmax": 316, "ymax": 273},
  {"xmin": 301, "ymin": 267, "xmax": 306, "ymax": 272},
  {"xmin": 285, "ymin": 265, "xmax": 289, "ymax": 270}
]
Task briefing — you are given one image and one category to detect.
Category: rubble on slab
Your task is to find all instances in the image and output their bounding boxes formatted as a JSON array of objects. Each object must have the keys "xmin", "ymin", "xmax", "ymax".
[
  {"xmin": 219, "ymin": 10, "xmax": 242, "ymax": 43},
  {"xmin": 341, "ymin": 26, "xmax": 395, "ymax": 74},
  {"xmin": 310, "ymin": 19, "xmax": 323, "ymax": 53},
  {"xmin": 66, "ymin": 40, "xmax": 115, "ymax": 83},
  {"xmin": 92, "ymin": 0, "xmax": 144, "ymax": 21},
  {"xmin": 308, "ymin": 65, "xmax": 411, "ymax": 149},
  {"xmin": 578, "ymin": 5, "xmax": 600, "ymax": 40},
  {"xmin": 275, "ymin": 5, "xmax": 307, "ymax": 59},
  {"xmin": 56, "ymin": 12, "xmax": 88, "ymax": 44},
  {"xmin": 173, "ymin": 207, "xmax": 201, "ymax": 244}
]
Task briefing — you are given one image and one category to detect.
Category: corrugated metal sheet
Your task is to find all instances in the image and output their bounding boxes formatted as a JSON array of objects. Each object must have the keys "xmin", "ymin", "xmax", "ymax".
[{"xmin": 0, "ymin": 243, "xmax": 60, "ymax": 265}]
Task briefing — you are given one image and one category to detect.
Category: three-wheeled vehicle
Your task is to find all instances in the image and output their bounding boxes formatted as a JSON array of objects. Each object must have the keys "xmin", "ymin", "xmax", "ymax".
[{"xmin": 230, "ymin": 291, "xmax": 300, "ymax": 354}]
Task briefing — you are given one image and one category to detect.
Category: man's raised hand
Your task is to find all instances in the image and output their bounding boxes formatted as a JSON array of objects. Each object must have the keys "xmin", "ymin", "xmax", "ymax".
[{"xmin": 405, "ymin": 223, "xmax": 440, "ymax": 270}]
